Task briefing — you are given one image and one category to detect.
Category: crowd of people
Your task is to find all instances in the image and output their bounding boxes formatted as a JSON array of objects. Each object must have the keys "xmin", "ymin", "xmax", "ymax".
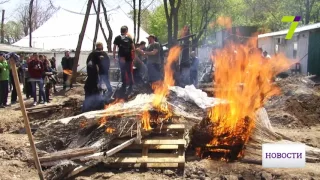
[
  {"xmin": 82, "ymin": 25, "xmax": 200, "ymax": 112},
  {"xmin": 0, "ymin": 53, "xmax": 58, "ymax": 108},
  {"xmin": 1, "ymin": 25, "xmax": 200, "ymax": 110}
]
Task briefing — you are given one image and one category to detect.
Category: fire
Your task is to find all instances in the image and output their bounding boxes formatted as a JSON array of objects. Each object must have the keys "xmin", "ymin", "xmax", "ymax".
[
  {"xmin": 105, "ymin": 127, "xmax": 115, "ymax": 134},
  {"xmin": 141, "ymin": 110, "xmax": 152, "ymax": 130},
  {"xmin": 99, "ymin": 99, "xmax": 125, "ymax": 130},
  {"xmin": 152, "ymin": 46, "xmax": 181, "ymax": 108},
  {"xmin": 63, "ymin": 69, "xmax": 73, "ymax": 75},
  {"xmin": 207, "ymin": 38, "xmax": 292, "ymax": 156}
]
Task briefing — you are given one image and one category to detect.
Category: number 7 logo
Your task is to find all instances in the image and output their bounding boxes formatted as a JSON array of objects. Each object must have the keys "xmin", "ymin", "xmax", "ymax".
[{"xmin": 281, "ymin": 16, "xmax": 301, "ymax": 40}]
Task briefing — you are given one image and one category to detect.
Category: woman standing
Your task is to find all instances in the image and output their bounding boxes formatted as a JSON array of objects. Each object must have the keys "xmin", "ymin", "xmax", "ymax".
[{"xmin": 28, "ymin": 54, "xmax": 46, "ymax": 106}]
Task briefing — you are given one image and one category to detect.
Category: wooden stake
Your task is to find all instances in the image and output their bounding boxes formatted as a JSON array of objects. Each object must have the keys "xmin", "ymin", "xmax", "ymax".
[{"xmin": 9, "ymin": 59, "xmax": 44, "ymax": 180}]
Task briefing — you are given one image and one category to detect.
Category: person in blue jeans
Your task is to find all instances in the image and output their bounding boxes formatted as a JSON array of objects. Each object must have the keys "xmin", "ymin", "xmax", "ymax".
[
  {"xmin": 190, "ymin": 51, "xmax": 199, "ymax": 87},
  {"xmin": 28, "ymin": 54, "xmax": 46, "ymax": 106}
]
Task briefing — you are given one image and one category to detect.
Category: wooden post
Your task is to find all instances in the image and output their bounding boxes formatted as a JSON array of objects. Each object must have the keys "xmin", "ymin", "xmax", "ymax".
[
  {"xmin": 1, "ymin": 9, "xmax": 4, "ymax": 43},
  {"xmin": 71, "ymin": 0, "xmax": 93, "ymax": 84},
  {"xmin": 9, "ymin": 58, "xmax": 44, "ymax": 180}
]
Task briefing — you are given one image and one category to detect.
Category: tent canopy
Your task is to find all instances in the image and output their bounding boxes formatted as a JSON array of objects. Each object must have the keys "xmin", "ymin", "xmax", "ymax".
[
  {"xmin": 0, "ymin": 43, "xmax": 51, "ymax": 53},
  {"xmin": 13, "ymin": 7, "xmax": 149, "ymax": 51}
]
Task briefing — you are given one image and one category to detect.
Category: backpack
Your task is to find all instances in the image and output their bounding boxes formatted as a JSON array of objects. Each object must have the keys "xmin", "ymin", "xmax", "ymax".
[{"xmin": 119, "ymin": 35, "xmax": 132, "ymax": 55}]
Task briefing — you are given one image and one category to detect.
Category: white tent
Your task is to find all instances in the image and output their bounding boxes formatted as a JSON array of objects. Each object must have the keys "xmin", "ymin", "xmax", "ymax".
[{"xmin": 13, "ymin": 7, "xmax": 149, "ymax": 51}]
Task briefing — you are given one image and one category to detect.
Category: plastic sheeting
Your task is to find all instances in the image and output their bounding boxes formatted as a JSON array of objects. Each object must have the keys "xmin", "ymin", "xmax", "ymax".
[{"xmin": 169, "ymin": 85, "xmax": 227, "ymax": 109}]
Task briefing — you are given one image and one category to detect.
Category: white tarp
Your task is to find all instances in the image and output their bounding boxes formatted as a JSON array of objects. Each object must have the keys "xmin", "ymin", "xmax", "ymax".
[
  {"xmin": 169, "ymin": 85, "xmax": 227, "ymax": 109},
  {"xmin": 13, "ymin": 7, "xmax": 149, "ymax": 51}
]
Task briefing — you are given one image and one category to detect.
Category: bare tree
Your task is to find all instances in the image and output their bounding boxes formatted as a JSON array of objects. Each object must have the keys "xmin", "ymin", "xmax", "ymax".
[
  {"xmin": 93, "ymin": 0, "xmax": 109, "ymax": 49},
  {"xmin": 0, "ymin": 0, "xmax": 10, "ymax": 4},
  {"xmin": 17, "ymin": 0, "xmax": 56, "ymax": 38},
  {"xmin": 164, "ymin": 0, "xmax": 181, "ymax": 47},
  {"xmin": 125, "ymin": 0, "xmax": 136, "ymax": 40},
  {"xmin": 101, "ymin": 1, "xmax": 113, "ymax": 52},
  {"xmin": 29, "ymin": 0, "xmax": 34, "ymax": 47},
  {"xmin": 71, "ymin": 0, "xmax": 94, "ymax": 83},
  {"xmin": 92, "ymin": 0, "xmax": 101, "ymax": 50},
  {"xmin": 136, "ymin": 0, "xmax": 142, "ymax": 43}
]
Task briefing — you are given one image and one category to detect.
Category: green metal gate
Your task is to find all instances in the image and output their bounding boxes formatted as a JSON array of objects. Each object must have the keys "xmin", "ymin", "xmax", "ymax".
[{"xmin": 307, "ymin": 31, "xmax": 320, "ymax": 75}]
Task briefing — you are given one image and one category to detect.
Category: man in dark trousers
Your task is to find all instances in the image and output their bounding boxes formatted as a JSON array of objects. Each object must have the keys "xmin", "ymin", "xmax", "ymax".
[
  {"xmin": 143, "ymin": 34, "xmax": 161, "ymax": 84},
  {"xmin": 113, "ymin": 26, "xmax": 135, "ymax": 95},
  {"xmin": 50, "ymin": 57, "xmax": 58, "ymax": 92},
  {"xmin": 83, "ymin": 42, "xmax": 112, "ymax": 112},
  {"xmin": 61, "ymin": 51, "xmax": 74, "ymax": 90}
]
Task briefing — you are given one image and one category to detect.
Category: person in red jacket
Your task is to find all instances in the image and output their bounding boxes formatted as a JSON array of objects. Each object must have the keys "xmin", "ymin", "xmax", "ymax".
[{"xmin": 28, "ymin": 53, "xmax": 46, "ymax": 106}]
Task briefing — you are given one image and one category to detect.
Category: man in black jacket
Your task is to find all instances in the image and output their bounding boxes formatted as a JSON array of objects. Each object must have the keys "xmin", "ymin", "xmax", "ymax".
[
  {"xmin": 83, "ymin": 42, "xmax": 112, "ymax": 112},
  {"xmin": 61, "ymin": 51, "xmax": 74, "ymax": 90}
]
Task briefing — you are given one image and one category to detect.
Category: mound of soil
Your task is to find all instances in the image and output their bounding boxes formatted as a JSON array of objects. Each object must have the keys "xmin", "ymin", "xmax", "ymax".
[{"xmin": 285, "ymin": 94, "xmax": 320, "ymax": 127}]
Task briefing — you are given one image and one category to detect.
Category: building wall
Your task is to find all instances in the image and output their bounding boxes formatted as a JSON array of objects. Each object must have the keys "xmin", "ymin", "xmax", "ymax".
[
  {"xmin": 297, "ymin": 31, "xmax": 309, "ymax": 74},
  {"xmin": 258, "ymin": 32, "xmax": 309, "ymax": 74},
  {"xmin": 258, "ymin": 37, "xmax": 273, "ymax": 55}
]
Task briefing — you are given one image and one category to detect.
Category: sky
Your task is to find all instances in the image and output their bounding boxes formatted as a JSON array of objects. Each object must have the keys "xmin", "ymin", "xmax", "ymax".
[{"xmin": 0, "ymin": 0, "xmax": 157, "ymax": 23}]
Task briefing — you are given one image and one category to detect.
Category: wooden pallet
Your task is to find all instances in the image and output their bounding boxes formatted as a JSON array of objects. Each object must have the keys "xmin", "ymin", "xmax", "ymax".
[
  {"xmin": 26, "ymin": 104, "xmax": 63, "ymax": 114},
  {"xmin": 104, "ymin": 124, "xmax": 186, "ymax": 169}
]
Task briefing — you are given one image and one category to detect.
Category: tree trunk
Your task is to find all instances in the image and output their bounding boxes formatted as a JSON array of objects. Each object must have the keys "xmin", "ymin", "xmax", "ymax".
[
  {"xmin": 133, "ymin": 0, "xmax": 136, "ymax": 41},
  {"xmin": 1, "ymin": 10, "xmax": 5, "ymax": 44},
  {"xmin": 164, "ymin": 0, "xmax": 173, "ymax": 47},
  {"xmin": 92, "ymin": 0, "xmax": 101, "ymax": 51},
  {"xmin": 136, "ymin": 0, "xmax": 142, "ymax": 43},
  {"xmin": 305, "ymin": 0, "xmax": 311, "ymax": 24},
  {"xmin": 93, "ymin": 0, "xmax": 108, "ymax": 47},
  {"xmin": 71, "ymin": 0, "xmax": 93, "ymax": 83},
  {"xmin": 29, "ymin": 0, "xmax": 34, "ymax": 47},
  {"xmin": 169, "ymin": 0, "xmax": 181, "ymax": 45},
  {"xmin": 101, "ymin": 1, "xmax": 113, "ymax": 52},
  {"xmin": 190, "ymin": 0, "xmax": 193, "ymax": 34}
]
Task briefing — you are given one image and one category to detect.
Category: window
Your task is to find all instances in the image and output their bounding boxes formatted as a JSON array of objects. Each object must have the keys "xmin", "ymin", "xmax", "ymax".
[{"xmin": 293, "ymin": 42, "xmax": 298, "ymax": 59}]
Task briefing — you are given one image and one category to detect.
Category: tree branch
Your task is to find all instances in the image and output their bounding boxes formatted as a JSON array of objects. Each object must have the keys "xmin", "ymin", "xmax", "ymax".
[
  {"xmin": 0, "ymin": 0, "xmax": 9, "ymax": 4},
  {"xmin": 124, "ymin": 0, "xmax": 134, "ymax": 8},
  {"xmin": 142, "ymin": 0, "xmax": 155, "ymax": 10}
]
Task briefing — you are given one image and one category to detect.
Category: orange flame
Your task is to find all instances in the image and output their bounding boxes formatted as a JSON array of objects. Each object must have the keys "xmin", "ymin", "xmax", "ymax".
[
  {"xmin": 207, "ymin": 39, "xmax": 292, "ymax": 150},
  {"xmin": 141, "ymin": 110, "xmax": 152, "ymax": 130},
  {"xmin": 152, "ymin": 46, "xmax": 181, "ymax": 108},
  {"xmin": 100, "ymin": 99, "xmax": 125, "ymax": 131},
  {"xmin": 63, "ymin": 69, "xmax": 73, "ymax": 75},
  {"xmin": 105, "ymin": 127, "xmax": 115, "ymax": 134}
]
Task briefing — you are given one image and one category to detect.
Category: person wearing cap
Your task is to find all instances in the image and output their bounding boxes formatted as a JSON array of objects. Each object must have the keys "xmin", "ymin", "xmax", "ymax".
[
  {"xmin": 113, "ymin": 25, "xmax": 135, "ymax": 95},
  {"xmin": 61, "ymin": 51, "xmax": 74, "ymax": 90},
  {"xmin": 0, "ymin": 53, "xmax": 9, "ymax": 108},
  {"xmin": 143, "ymin": 34, "xmax": 161, "ymax": 83}
]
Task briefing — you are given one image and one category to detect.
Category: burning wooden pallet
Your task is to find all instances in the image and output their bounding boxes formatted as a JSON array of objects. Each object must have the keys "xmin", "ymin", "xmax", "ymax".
[{"xmin": 105, "ymin": 124, "xmax": 186, "ymax": 169}]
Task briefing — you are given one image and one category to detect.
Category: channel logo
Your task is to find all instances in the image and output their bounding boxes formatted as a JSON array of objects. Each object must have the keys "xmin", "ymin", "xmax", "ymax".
[{"xmin": 262, "ymin": 143, "xmax": 306, "ymax": 168}]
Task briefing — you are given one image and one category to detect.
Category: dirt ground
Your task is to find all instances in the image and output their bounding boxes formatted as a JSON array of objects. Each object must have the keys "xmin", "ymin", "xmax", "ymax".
[{"xmin": 1, "ymin": 78, "xmax": 320, "ymax": 180}]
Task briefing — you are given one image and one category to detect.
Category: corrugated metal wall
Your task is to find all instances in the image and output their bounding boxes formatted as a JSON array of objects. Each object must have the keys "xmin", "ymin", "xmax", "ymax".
[
  {"xmin": 307, "ymin": 31, "xmax": 320, "ymax": 75},
  {"xmin": 258, "ymin": 33, "xmax": 309, "ymax": 74},
  {"xmin": 297, "ymin": 32, "xmax": 309, "ymax": 74}
]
